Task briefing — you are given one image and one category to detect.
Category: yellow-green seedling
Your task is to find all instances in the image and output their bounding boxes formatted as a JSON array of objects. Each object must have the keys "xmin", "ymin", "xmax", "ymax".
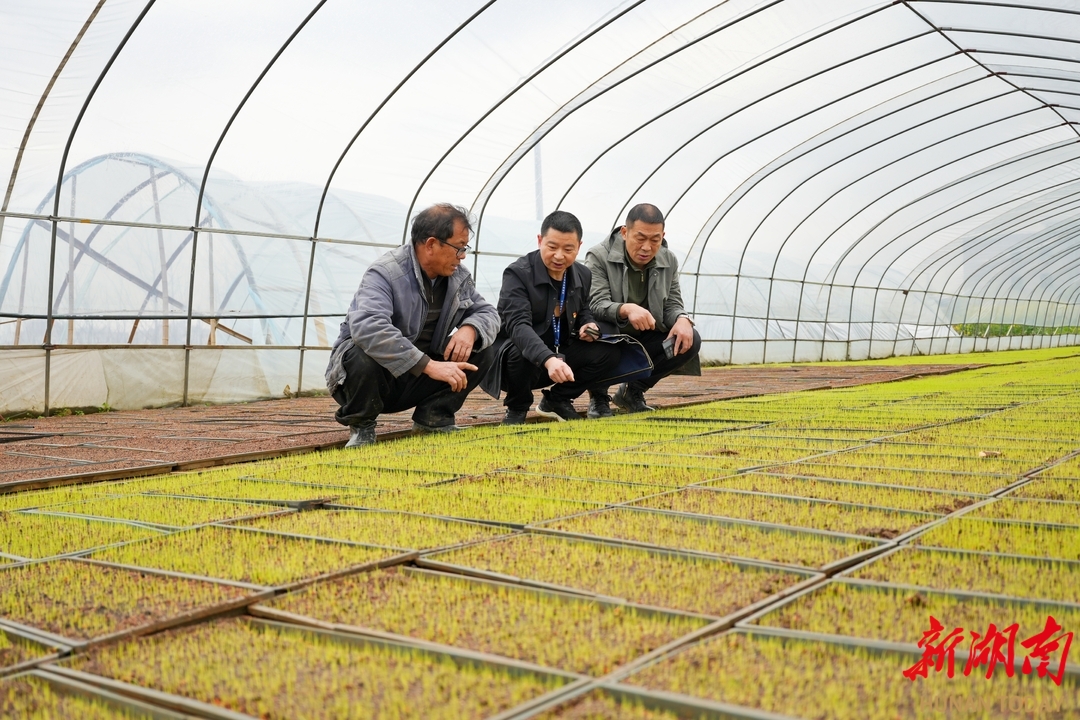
[
  {"xmin": 586, "ymin": 450, "xmax": 768, "ymax": 474},
  {"xmin": 633, "ymin": 488, "xmax": 933, "ymax": 539},
  {"xmin": 1035, "ymin": 455, "xmax": 1080, "ymax": 480},
  {"xmin": 456, "ymin": 473, "xmax": 667, "ymax": 505},
  {"xmin": 967, "ymin": 498, "xmax": 1080, "ymax": 526},
  {"xmin": 235, "ymin": 508, "xmax": 511, "ymax": 550},
  {"xmin": 542, "ymin": 508, "xmax": 878, "ymax": 570},
  {"xmin": 67, "ymin": 617, "xmax": 566, "ymax": 719},
  {"xmin": 707, "ymin": 474, "xmax": 979, "ymax": 514},
  {"xmin": 0, "ymin": 629, "xmax": 54, "ymax": 671},
  {"xmin": 0, "ymin": 675, "xmax": 147, "ymax": 719},
  {"xmin": 0, "ymin": 513, "xmax": 162, "ymax": 559},
  {"xmin": 260, "ymin": 463, "xmax": 457, "ymax": 488},
  {"xmin": 624, "ymin": 632, "xmax": 1080, "ymax": 719},
  {"xmin": 850, "ymin": 547, "xmax": 1080, "ymax": 604},
  {"xmin": 352, "ymin": 486, "xmax": 597, "ymax": 526},
  {"xmin": 49, "ymin": 495, "xmax": 273, "ymax": 528},
  {"xmin": 434, "ymin": 533, "xmax": 805, "ymax": 617},
  {"xmin": 820, "ymin": 448, "xmax": 1033, "ymax": 476},
  {"xmin": 0, "ymin": 481, "xmax": 122, "ymax": 513},
  {"xmin": 268, "ymin": 568, "xmax": 706, "ymax": 675},
  {"xmin": 755, "ymin": 581, "xmax": 1080, "ymax": 646},
  {"xmin": 0, "ymin": 559, "xmax": 251, "ymax": 641},
  {"xmin": 533, "ymin": 457, "xmax": 729, "ymax": 486},
  {"xmin": 1011, "ymin": 478, "xmax": 1080, "ymax": 502},
  {"xmin": 770, "ymin": 462, "xmax": 1008, "ymax": 494},
  {"xmin": 90, "ymin": 526, "xmax": 392, "ymax": 587},
  {"xmin": 533, "ymin": 688, "xmax": 684, "ymax": 719},
  {"xmin": 170, "ymin": 477, "xmax": 354, "ymax": 504},
  {"xmin": 914, "ymin": 517, "xmax": 1080, "ymax": 561}
]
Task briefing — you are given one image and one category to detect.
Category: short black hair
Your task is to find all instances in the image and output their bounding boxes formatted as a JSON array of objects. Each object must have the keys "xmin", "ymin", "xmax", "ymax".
[
  {"xmin": 625, "ymin": 203, "xmax": 665, "ymax": 228},
  {"xmin": 410, "ymin": 204, "xmax": 472, "ymax": 247},
  {"xmin": 540, "ymin": 210, "xmax": 582, "ymax": 241}
]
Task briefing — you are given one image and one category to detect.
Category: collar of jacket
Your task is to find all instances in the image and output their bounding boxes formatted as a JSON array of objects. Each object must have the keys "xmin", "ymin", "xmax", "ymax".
[
  {"xmin": 602, "ymin": 228, "xmax": 672, "ymax": 269},
  {"xmin": 528, "ymin": 249, "xmax": 585, "ymax": 291}
]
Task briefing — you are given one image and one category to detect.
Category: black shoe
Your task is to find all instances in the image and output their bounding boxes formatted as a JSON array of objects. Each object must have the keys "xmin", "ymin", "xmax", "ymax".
[
  {"xmin": 412, "ymin": 421, "xmax": 461, "ymax": 434},
  {"xmin": 613, "ymin": 383, "xmax": 655, "ymax": 413},
  {"xmin": 536, "ymin": 395, "xmax": 579, "ymax": 422},
  {"xmin": 587, "ymin": 393, "xmax": 613, "ymax": 419},
  {"xmin": 503, "ymin": 408, "xmax": 528, "ymax": 425},
  {"xmin": 345, "ymin": 422, "xmax": 376, "ymax": 448}
]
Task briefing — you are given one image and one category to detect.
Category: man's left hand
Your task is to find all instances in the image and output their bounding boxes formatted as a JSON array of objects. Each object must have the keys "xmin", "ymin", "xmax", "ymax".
[
  {"xmin": 667, "ymin": 316, "xmax": 694, "ymax": 355},
  {"xmin": 444, "ymin": 325, "xmax": 477, "ymax": 363},
  {"xmin": 578, "ymin": 322, "xmax": 600, "ymax": 342}
]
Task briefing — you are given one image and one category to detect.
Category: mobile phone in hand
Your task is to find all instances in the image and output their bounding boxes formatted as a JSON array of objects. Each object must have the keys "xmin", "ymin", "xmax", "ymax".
[
  {"xmin": 662, "ymin": 336, "xmax": 676, "ymax": 360},
  {"xmin": 583, "ymin": 326, "xmax": 600, "ymax": 339}
]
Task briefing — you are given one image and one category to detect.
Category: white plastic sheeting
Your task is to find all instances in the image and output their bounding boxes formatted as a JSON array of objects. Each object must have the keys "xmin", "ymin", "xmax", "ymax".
[{"xmin": 2, "ymin": 0, "xmax": 1080, "ymax": 413}]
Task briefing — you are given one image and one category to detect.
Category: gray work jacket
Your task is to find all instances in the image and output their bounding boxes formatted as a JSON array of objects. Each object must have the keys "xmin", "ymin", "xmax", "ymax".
[{"xmin": 325, "ymin": 244, "xmax": 500, "ymax": 392}]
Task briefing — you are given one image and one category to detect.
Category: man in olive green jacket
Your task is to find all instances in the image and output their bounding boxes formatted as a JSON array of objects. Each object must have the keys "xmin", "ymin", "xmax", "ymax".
[{"xmin": 585, "ymin": 204, "xmax": 701, "ymax": 416}]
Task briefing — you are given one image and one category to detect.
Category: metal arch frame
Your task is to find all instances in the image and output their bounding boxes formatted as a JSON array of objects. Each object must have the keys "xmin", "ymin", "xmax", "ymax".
[
  {"xmin": 296, "ymin": 0, "xmax": 502, "ymax": 394},
  {"xmin": 465, "ymin": 0, "xmax": 789, "ymax": 245},
  {"xmin": 965, "ymin": 217, "xmax": 1080, "ymax": 303},
  {"xmin": 42, "ymin": 0, "xmax": 158, "ymax": 416}
]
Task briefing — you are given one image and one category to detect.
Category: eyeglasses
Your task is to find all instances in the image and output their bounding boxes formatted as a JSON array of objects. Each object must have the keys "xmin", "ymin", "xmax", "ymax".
[{"xmin": 437, "ymin": 238, "xmax": 471, "ymax": 257}]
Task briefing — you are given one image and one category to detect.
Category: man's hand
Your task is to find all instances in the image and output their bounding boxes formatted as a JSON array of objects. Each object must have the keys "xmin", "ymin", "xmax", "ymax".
[
  {"xmin": 620, "ymin": 303, "xmax": 656, "ymax": 331},
  {"xmin": 423, "ymin": 360, "xmax": 477, "ymax": 392},
  {"xmin": 443, "ymin": 325, "xmax": 476, "ymax": 363},
  {"xmin": 667, "ymin": 316, "xmax": 695, "ymax": 355},
  {"xmin": 544, "ymin": 356, "xmax": 575, "ymax": 384},
  {"xmin": 578, "ymin": 322, "xmax": 600, "ymax": 342}
]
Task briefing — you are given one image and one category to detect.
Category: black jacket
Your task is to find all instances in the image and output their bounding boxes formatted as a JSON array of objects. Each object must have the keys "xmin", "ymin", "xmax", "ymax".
[{"xmin": 480, "ymin": 250, "xmax": 596, "ymax": 397}]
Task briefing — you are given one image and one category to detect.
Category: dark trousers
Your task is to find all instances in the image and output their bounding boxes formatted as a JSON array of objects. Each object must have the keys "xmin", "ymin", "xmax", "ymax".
[
  {"xmin": 593, "ymin": 328, "xmax": 702, "ymax": 395},
  {"xmin": 332, "ymin": 342, "xmax": 495, "ymax": 428},
  {"xmin": 503, "ymin": 339, "xmax": 623, "ymax": 411}
]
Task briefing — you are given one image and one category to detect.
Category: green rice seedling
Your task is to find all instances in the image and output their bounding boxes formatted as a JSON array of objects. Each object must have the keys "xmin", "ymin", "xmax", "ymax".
[
  {"xmin": 67, "ymin": 617, "xmax": 565, "ymax": 719},
  {"xmin": 267, "ymin": 567, "xmax": 707, "ymax": 675},
  {"xmin": 822, "ymin": 448, "xmax": 1034, "ymax": 475},
  {"xmin": 543, "ymin": 508, "xmax": 878, "ymax": 569},
  {"xmin": 0, "ymin": 675, "xmax": 147, "ymax": 719},
  {"xmin": 47, "ymin": 495, "xmax": 272, "ymax": 528},
  {"xmin": 624, "ymin": 632, "xmax": 1080, "ymax": 719},
  {"xmin": 755, "ymin": 581, "xmax": 1080, "ymax": 646},
  {"xmin": 633, "ymin": 488, "xmax": 934, "ymax": 539},
  {"xmin": 914, "ymin": 518, "xmax": 1080, "ymax": 561},
  {"xmin": 533, "ymin": 457, "xmax": 731, "ymax": 486},
  {"xmin": 770, "ymin": 462, "xmax": 1009, "ymax": 494},
  {"xmin": 1011, "ymin": 478, "xmax": 1080, "ymax": 502},
  {"xmin": 850, "ymin": 547, "xmax": 1080, "ymax": 603},
  {"xmin": 90, "ymin": 526, "xmax": 392, "ymax": 587},
  {"xmin": 0, "ymin": 482, "xmax": 121, "ymax": 512},
  {"xmin": 258, "ymin": 463, "xmax": 455, "ymax": 488},
  {"xmin": 170, "ymin": 477, "xmax": 353, "ymax": 504},
  {"xmin": 533, "ymin": 689, "xmax": 682, "ymax": 719},
  {"xmin": 234, "ymin": 508, "xmax": 511, "ymax": 550},
  {"xmin": 707, "ymin": 473, "xmax": 979, "ymax": 514},
  {"xmin": 968, "ymin": 498, "xmax": 1080, "ymax": 526},
  {"xmin": 592, "ymin": 448, "xmax": 786, "ymax": 472},
  {"xmin": 1033, "ymin": 456, "xmax": 1080, "ymax": 480},
  {"xmin": 455, "ymin": 473, "xmax": 668, "ymax": 505},
  {"xmin": 433, "ymin": 533, "xmax": 805, "ymax": 617},
  {"xmin": 350, "ymin": 486, "xmax": 597, "ymax": 526},
  {"xmin": 1, "ymin": 630, "xmax": 53, "ymax": 671},
  {"xmin": 0, "ymin": 559, "xmax": 251, "ymax": 641},
  {"xmin": 0, "ymin": 513, "xmax": 162, "ymax": 559}
]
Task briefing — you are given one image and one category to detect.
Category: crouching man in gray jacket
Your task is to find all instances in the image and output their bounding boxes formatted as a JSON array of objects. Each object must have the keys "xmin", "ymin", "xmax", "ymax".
[{"xmin": 325, "ymin": 204, "xmax": 499, "ymax": 447}]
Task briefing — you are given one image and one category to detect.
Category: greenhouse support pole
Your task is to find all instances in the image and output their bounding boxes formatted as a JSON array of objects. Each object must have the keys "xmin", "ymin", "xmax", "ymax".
[{"xmin": 296, "ymin": 235, "xmax": 318, "ymax": 396}]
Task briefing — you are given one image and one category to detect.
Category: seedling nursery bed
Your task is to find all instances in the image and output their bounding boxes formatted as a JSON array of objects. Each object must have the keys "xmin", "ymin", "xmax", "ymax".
[{"xmin": 6, "ymin": 349, "xmax": 1080, "ymax": 717}]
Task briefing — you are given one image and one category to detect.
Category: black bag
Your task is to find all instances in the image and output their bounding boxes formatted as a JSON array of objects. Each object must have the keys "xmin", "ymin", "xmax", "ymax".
[{"xmin": 594, "ymin": 334, "xmax": 653, "ymax": 384}]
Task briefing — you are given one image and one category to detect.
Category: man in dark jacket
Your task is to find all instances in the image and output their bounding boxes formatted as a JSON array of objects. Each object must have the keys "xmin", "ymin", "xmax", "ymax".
[
  {"xmin": 482, "ymin": 210, "xmax": 622, "ymax": 424},
  {"xmin": 586, "ymin": 203, "xmax": 701, "ymax": 416},
  {"xmin": 326, "ymin": 204, "xmax": 500, "ymax": 447}
]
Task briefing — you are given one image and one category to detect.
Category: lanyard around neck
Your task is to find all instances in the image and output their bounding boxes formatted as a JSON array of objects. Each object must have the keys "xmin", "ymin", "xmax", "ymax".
[{"xmin": 552, "ymin": 272, "xmax": 568, "ymax": 354}]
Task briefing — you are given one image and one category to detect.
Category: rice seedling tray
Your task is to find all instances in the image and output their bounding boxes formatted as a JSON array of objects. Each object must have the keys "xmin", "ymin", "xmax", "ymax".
[
  {"xmin": 527, "ymin": 684, "xmax": 766, "ymax": 720},
  {"xmin": 704, "ymin": 473, "xmax": 983, "ymax": 513},
  {"xmin": 87, "ymin": 525, "xmax": 416, "ymax": 591},
  {"xmin": 532, "ymin": 506, "xmax": 890, "ymax": 572},
  {"xmin": 0, "ymin": 624, "xmax": 66, "ymax": 678},
  {"xmin": 739, "ymin": 577, "xmax": 1080, "ymax": 649},
  {"xmin": 966, "ymin": 496, "xmax": 1080, "ymax": 526},
  {"xmin": 820, "ymin": 448, "xmax": 1035, "ymax": 475},
  {"xmin": 2, "ymin": 669, "xmax": 192, "ymax": 719},
  {"xmin": 419, "ymin": 532, "xmax": 820, "ymax": 619},
  {"xmin": 763, "ymin": 463, "xmax": 1010, "ymax": 493},
  {"xmin": 464, "ymin": 472, "xmax": 670, "ymax": 504},
  {"xmin": 912, "ymin": 516, "xmax": 1080, "ymax": 561},
  {"xmin": 0, "ymin": 512, "xmax": 166, "ymax": 561},
  {"xmin": 59, "ymin": 616, "xmax": 583, "ymax": 720},
  {"xmin": 28, "ymin": 494, "xmax": 279, "ymax": 530},
  {"xmin": 162, "ymin": 477, "xmax": 356, "ymax": 507},
  {"xmin": 1010, "ymin": 478, "xmax": 1080, "ymax": 502},
  {"xmin": 0, "ymin": 558, "xmax": 269, "ymax": 649},
  {"xmin": 529, "ymin": 458, "xmax": 732, "ymax": 486},
  {"xmin": 630, "ymin": 488, "xmax": 938, "ymax": 539},
  {"xmin": 230, "ymin": 507, "xmax": 514, "ymax": 552},
  {"xmin": 617, "ymin": 628, "xmax": 1080, "ymax": 720},
  {"xmin": 340, "ymin": 485, "xmax": 602, "ymax": 529},
  {"xmin": 255, "ymin": 566, "xmax": 711, "ymax": 675},
  {"xmin": 842, "ymin": 545, "xmax": 1080, "ymax": 605},
  {"xmin": 264, "ymin": 463, "xmax": 460, "ymax": 488}
]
